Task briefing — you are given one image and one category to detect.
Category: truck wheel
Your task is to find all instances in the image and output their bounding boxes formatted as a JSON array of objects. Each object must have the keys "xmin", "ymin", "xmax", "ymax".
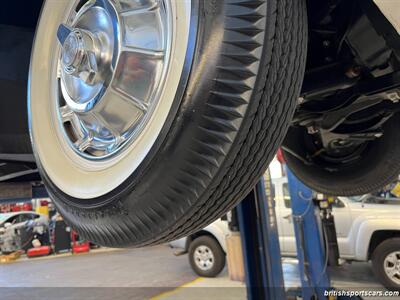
[
  {"xmin": 372, "ymin": 238, "xmax": 400, "ymax": 291},
  {"xmin": 29, "ymin": 0, "xmax": 307, "ymax": 247},
  {"xmin": 189, "ymin": 236, "xmax": 226, "ymax": 277},
  {"xmin": 282, "ymin": 114, "xmax": 400, "ymax": 196}
]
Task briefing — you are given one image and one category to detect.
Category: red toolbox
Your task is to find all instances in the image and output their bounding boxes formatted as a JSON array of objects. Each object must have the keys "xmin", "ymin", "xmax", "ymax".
[
  {"xmin": 27, "ymin": 246, "xmax": 51, "ymax": 258},
  {"xmin": 73, "ymin": 243, "xmax": 90, "ymax": 254},
  {"xmin": 71, "ymin": 231, "xmax": 90, "ymax": 254}
]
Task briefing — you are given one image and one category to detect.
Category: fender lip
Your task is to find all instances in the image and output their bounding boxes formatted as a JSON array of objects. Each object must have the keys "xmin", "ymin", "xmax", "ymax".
[{"xmin": 374, "ymin": 0, "xmax": 400, "ymax": 35}]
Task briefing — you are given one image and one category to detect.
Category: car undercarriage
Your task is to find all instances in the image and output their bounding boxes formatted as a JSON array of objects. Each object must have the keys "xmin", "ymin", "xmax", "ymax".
[
  {"xmin": 290, "ymin": 0, "xmax": 400, "ymax": 165},
  {"xmin": 284, "ymin": 0, "xmax": 400, "ymax": 195}
]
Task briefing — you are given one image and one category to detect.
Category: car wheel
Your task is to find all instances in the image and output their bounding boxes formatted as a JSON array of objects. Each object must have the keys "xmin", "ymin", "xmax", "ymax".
[
  {"xmin": 29, "ymin": 0, "xmax": 307, "ymax": 247},
  {"xmin": 282, "ymin": 113, "xmax": 400, "ymax": 196},
  {"xmin": 372, "ymin": 238, "xmax": 400, "ymax": 291},
  {"xmin": 188, "ymin": 235, "xmax": 225, "ymax": 277}
]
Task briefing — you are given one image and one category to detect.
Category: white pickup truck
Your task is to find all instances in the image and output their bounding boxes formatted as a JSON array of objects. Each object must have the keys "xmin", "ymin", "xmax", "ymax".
[
  {"xmin": 170, "ymin": 177, "xmax": 400, "ymax": 289},
  {"xmin": 274, "ymin": 178, "xmax": 400, "ymax": 289}
]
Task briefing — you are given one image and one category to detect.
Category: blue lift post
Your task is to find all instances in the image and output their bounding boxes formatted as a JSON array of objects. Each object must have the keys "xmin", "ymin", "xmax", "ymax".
[
  {"xmin": 286, "ymin": 167, "xmax": 331, "ymax": 299},
  {"xmin": 236, "ymin": 170, "xmax": 286, "ymax": 300},
  {"xmin": 237, "ymin": 167, "xmax": 332, "ymax": 300}
]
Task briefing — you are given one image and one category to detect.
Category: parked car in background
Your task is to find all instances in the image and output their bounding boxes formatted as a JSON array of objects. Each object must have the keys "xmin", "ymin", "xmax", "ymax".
[
  {"xmin": 169, "ymin": 217, "xmax": 230, "ymax": 278},
  {"xmin": 273, "ymin": 177, "xmax": 400, "ymax": 289},
  {"xmin": 0, "ymin": 211, "xmax": 46, "ymax": 228},
  {"xmin": 171, "ymin": 178, "xmax": 400, "ymax": 289},
  {"xmin": 0, "ymin": 211, "xmax": 49, "ymax": 254}
]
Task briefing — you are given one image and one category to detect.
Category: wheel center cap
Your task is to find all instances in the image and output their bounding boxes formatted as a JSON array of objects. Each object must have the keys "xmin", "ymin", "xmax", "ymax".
[
  {"xmin": 62, "ymin": 32, "xmax": 82, "ymax": 68},
  {"xmin": 57, "ymin": 23, "xmax": 107, "ymax": 112},
  {"xmin": 61, "ymin": 30, "xmax": 90, "ymax": 76}
]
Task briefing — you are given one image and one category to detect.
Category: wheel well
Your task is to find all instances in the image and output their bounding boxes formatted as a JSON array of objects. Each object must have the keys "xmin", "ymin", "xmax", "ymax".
[
  {"xmin": 368, "ymin": 230, "xmax": 400, "ymax": 259},
  {"xmin": 187, "ymin": 230, "xmax": 218, "ymax": 251},
  {"xmin": 0, "ymin": 0, "xmax": 44, "ymax": 153},
  {"xmin": 1, "ymin": 1, "xmax": 43, "ymax": 29}
]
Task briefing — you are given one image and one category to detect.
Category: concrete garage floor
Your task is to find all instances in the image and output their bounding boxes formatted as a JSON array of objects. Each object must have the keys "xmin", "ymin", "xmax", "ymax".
[
  {"xmin": 0, "ymin": 245, "xmax": 388, "ymax": 300},
  {"xmin": 0, "ymin": 246, "xmax": 197, "ymax": 300}
]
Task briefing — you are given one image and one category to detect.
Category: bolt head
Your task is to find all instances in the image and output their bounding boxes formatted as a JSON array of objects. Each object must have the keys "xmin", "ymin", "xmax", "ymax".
[
  {"xmin": 79, "ymin": 70, "xmax": 97, "ymax": 84},
  {"xmin": 387, "ymin": 91, "xmax": 400, "ymax": 102},
  {"xmin": 307, "ymin": 126, "xmax": 318, "ymax": 134},
  {"xmin": 322, "ymin": 40, "xmax": 331, "ymax": 47}
]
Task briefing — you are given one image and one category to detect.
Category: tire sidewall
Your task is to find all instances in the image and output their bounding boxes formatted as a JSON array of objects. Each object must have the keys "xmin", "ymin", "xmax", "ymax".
[
  {"xmin": 188, "ymin": 236, "xmax": 225, "ymax": 277},
  {"xmin": 372, "ymin": 238, "xmax": 400, "ymax": 291}
]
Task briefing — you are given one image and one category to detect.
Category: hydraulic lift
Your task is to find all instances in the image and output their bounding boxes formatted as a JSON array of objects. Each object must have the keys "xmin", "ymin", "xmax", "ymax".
[{"xmin": 236, "ymin": 166, "xmax": 343, "ymax": 300}]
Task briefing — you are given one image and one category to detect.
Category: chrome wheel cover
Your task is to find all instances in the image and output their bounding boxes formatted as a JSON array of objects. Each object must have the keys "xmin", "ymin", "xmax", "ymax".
[
  {"xmin": 194, "ymin": 245, "xmax": 215, "ymax": 271},
  {"xmin": 29, "ymin": 0, "xmax": 192, "ymax": 198},
  {"xmin": 384, "ymin": 251, "xmax": 400, "ymax": 285},
  {"xmin": 56, "ymin": 0, "xmax": 173, "ymax": 159}
]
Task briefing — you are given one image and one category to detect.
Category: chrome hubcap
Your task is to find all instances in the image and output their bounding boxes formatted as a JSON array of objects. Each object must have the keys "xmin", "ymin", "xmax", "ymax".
[
  {"xmin": 384, "ymin": 251, "xmax": 400, "ymax": 284},
  {"xmin": 194, "ymin": 246, "xmax": 215, "ymax": 271},
  {"xmin": 55, "ymin": 0, "xmax": 173, "ymax": 159},
  {"xmin": 30, "ymin": 0, "xmax": 192, "ymax": 198}
]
